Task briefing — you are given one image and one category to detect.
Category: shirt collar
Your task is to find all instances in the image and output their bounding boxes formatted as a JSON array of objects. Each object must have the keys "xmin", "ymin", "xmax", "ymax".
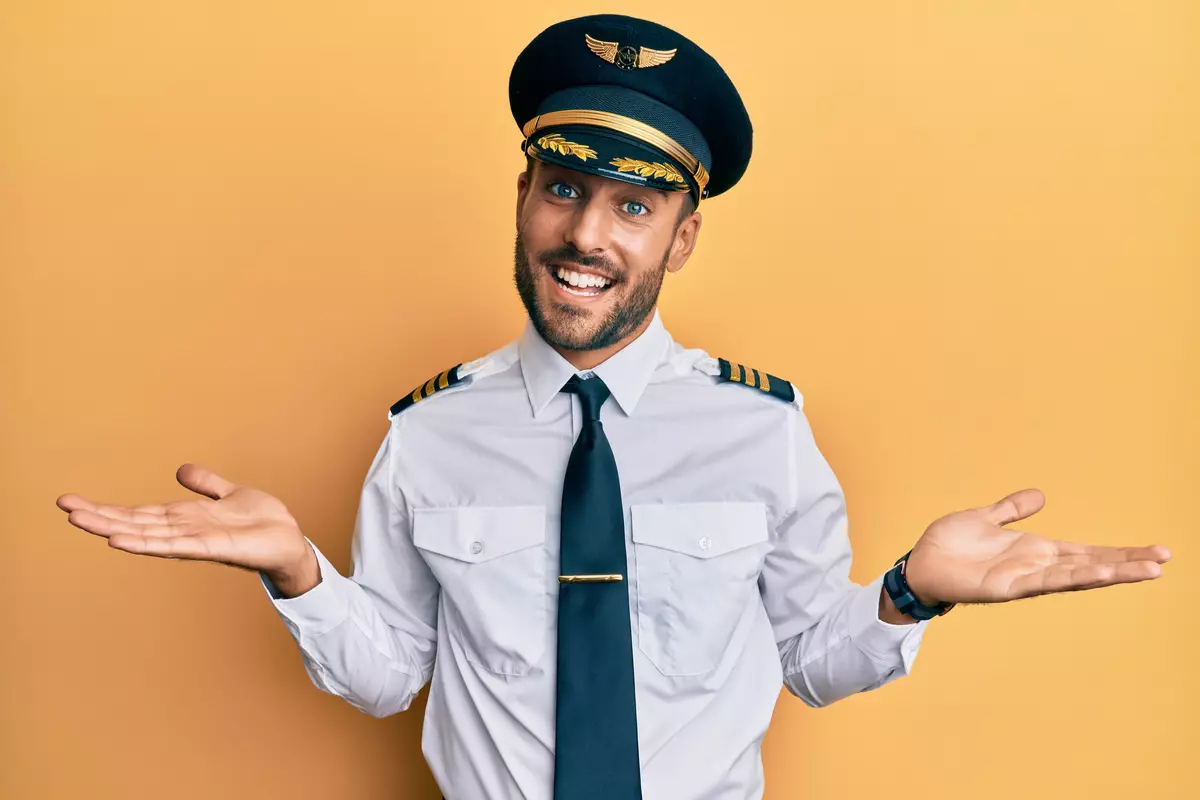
[{"xmin": 518, "ymin": 308, "xmax": 670, "ymax": 418}]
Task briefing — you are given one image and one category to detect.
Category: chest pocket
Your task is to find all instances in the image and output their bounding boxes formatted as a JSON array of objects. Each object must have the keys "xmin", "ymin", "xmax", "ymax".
[
  {"xmin": 413, "ymin": 505, "xmax": 548, "ymax": 676},
  {"xmin": 631, "ymin": 502, "xmax": 771, "ymax": 676}
]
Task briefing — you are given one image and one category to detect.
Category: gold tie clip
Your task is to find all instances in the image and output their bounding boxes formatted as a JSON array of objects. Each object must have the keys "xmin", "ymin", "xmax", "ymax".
[{"xmin": 559, "ymin": 574, "xmax": 623, "ymax": 583}]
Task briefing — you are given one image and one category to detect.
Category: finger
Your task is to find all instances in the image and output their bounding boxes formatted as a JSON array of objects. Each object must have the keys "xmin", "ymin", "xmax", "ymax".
[
  {"xmin": 67, "ymin": 508, "xmax": 178, "ymax": 539},
  {"xmin": 176, "ymin": 464, "xmax": 238, "ymax": 501},
  {"xmin": 108, "ymin": 533, "xmax": 218, "ymax": 560},
  {"xmin": 1011, "ymin": 560, "xmax": 1163, "ymax": 597},
  {"xmin": 1052, "ymin": 543, "xmax": 1173, "ymax": 564},
  {"xmin": 985, "ymin": 488, "xmax": 1045, "ymax": 527},
  {"xmin": 88, "ymin": 502, "xmax": 170, "ymax": 525},
  {"xmin": 57, "ymin": 494, "xmax": 171, "ymax": 521},
  {"xmin": 56, "ymin": 494, "xmax": 91, "ymax": 513}
]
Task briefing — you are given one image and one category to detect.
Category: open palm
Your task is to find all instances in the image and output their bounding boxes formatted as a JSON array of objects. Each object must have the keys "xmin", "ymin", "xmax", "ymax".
[
  {"xmin": 56, "ymin": 463, "xmax": 310, "ymax": 574},
  {"xmin": 903, "ymin": 488, "xmax": 1172, "ymax": 606}
]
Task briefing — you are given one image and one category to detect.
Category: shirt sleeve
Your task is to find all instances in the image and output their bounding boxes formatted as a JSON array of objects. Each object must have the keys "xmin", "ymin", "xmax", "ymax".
[
  {"xmin": 759, "ymin": 402, "xmax": 930, "ymax": 708},
  {"xmin": 259, "ymin": 422, "xmax": 439, "ymax": 718}
]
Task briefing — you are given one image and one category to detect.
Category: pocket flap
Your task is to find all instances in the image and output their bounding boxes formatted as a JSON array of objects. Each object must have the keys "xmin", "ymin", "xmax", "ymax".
[
  {"xmin": 413, "ymin": 505, "xmax": 546, "ymax": 563},
  {"xmin": 631, "ymin": 502, "xmax": 768, "ymax": 559}
]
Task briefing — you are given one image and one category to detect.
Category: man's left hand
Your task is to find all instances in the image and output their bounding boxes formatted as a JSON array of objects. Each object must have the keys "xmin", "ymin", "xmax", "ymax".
[{"xmin": 903, "ymin": 488, "xmax": 1172, "ymax": 606}]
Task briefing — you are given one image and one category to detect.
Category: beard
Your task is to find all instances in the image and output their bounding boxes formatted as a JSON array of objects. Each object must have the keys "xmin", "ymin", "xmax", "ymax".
[{"xmin": 512, "ymin": 229, "xmax": 669, "ymax": 352}]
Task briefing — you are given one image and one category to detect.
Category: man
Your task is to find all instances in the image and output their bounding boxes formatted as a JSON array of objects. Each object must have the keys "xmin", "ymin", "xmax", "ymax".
[{"xmin": 56, "ymin": 13, "xmax": 1171, "ymax": 800}]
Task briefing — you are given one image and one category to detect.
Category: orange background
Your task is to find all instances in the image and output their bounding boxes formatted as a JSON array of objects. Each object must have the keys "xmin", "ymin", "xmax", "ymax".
[{"xmin": 2, "ymin": 1, "xmax": 1196, "ymax": 798}]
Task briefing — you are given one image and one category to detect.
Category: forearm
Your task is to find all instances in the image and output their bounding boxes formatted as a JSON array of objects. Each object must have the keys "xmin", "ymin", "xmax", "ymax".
[
  {"xmin": 779, "ymin": 573, "xmax": 926, "ymax": 707},
  {"xmin": 260, "ymin": 537, "xmax": 435, "ymax": 718}
]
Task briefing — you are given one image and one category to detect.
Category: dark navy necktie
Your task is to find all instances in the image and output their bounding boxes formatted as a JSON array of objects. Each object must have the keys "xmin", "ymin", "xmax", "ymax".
[{"xmin": 553, "ymin": 374, "xmax": 642, "ymax": 799}]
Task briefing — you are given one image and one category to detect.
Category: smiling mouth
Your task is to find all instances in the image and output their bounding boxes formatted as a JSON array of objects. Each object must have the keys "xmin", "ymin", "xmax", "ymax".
[{"xmin": 545, "ymin": 263, "xmax": 616, "ymax": 298}]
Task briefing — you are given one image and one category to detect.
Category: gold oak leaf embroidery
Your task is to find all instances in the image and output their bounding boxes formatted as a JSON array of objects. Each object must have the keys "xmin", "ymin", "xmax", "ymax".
[
  {"xmin": 609, "ymin": 156, "xmax": 687, "ymax": 184},
  {"xmin": 537, "ymin": 133, "xmax": 597, "ymax": 161}
]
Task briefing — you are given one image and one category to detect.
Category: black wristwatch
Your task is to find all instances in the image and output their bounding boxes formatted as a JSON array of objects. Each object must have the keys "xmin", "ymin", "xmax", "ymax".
[{"xmin": 883, "ymin": 549, "xmax": 955, "ymax": 621}]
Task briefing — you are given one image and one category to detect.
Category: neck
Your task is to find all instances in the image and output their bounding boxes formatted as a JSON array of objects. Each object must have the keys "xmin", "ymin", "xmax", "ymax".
[{"xmin": 551, "ymin": 310, "xmax": 657, "ymax": 371}]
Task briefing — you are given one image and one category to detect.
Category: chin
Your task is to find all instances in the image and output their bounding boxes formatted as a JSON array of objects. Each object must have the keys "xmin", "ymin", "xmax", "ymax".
[{"xmin": 536, "ymin": 314, "xmax": 604, "ymax": 351}]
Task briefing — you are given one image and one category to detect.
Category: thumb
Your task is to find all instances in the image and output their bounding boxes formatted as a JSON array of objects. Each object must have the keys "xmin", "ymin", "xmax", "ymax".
[
  {"xmin": 984, "ymin": 488, "xmax": 1045, "ymax": 527},
  {"xmin": 176, "ymin": 463, "xmax": 239, "ymax": 501}
]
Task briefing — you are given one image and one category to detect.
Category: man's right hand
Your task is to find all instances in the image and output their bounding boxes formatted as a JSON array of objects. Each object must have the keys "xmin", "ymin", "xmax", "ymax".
[{"xmin": 56, "ymin": 463, "xmax": 321, "ymax": 598}]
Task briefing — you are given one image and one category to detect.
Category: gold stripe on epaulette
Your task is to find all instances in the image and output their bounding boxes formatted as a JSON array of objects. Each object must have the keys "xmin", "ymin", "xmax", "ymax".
[
  {"xmin": 729, "ymin": 362, "xmax": 741, "ymax": 382},
  {"xmin": 748, "ymin": 368, "xmax": 759, "ymax": 389},
  {"xmin": 437, "ymin": 369, "xmax": 451, "ymax": 390},
  {"xmin": 411, "ymin": 384, "xmax": 423, "ymax": 403},
  {"xmin": 423, "ymin": 376, "xmax": 437, "ymax": 397},
  {"xmin": 759, "ymin": 371, "xmax": 770, "ymax": 392}
]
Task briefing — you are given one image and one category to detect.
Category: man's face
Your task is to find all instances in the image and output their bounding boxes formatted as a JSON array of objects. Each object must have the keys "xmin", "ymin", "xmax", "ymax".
[{"xmin": 514, "ymin": 159, "xmax": 701, "ymax": 352}]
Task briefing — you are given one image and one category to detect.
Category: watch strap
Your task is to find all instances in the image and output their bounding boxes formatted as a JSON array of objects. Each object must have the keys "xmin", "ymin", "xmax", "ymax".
[{"xmin": 883, "ymin": 549, "xmax": 955, "ymax": 621}]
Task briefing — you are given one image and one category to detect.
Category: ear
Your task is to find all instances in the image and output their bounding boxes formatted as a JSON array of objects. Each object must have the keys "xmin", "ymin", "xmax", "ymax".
[
  {"xmin": 665, "ymin": 210, "xmax": 702, "ymax": 274},
  {"xmin": 516, "ymin": 164, "xmax": 533, "ymax": 231}
]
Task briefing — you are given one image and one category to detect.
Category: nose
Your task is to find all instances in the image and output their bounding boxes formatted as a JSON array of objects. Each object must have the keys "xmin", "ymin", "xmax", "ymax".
[{"xmin": 563, "ymin": 194, "xmax": 612, "ymax": 255}]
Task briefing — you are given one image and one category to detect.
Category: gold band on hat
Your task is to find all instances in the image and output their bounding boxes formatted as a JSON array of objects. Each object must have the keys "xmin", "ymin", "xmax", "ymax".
[{"xmin": 522, "ymin": 109, "xmax": 710, "ymax": 198}]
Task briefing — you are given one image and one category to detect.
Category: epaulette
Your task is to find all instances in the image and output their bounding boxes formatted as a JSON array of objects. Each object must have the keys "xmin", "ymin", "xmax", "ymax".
[
  {"xmin": 716, "ymin": 357, "xmax": 795, "ymax": 404},
  {"xmin": 388, "ymin": 364, "xmax": 466, "ymax": 419}
]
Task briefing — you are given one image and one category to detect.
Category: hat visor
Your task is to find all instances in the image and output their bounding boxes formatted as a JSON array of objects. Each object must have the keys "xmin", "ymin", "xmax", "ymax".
[{"xmin": 525, "ymin": 124, "xmax": 696, "ymax": 200}]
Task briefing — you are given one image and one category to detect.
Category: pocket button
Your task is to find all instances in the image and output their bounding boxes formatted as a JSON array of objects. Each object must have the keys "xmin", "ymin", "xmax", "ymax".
[
  {"xmin": 470, "ymin": 540, "xmax": 483, "ymax": 555},
  {"xmin": 698, "ymin": 536, "xmax": 712, "ymax": 551}
]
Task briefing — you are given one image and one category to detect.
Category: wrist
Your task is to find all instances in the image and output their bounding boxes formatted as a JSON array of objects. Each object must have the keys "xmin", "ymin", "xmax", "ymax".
[
  {"xmin": 882, "ymin": 549, "xmax": 956, "ymax": 621},
  {"xmin": 878, "ymin": 585, "xmax": 920, "ymax": 624},
  {"xmin": 904, "ymin": 563, "xmax": 940, "ymax": 607},
  {"xmin": 902, "ymin": 575, "xmax": 940, "ymax": 606},
  {"xmin": 265, "ymin": 542, "xmax": 321, "ymax": 599}
]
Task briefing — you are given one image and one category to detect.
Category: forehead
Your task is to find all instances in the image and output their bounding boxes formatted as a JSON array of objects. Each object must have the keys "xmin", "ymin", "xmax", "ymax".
[{"xmin": 532, "ymin": 159, "xmax": 672, "ymax": 201}]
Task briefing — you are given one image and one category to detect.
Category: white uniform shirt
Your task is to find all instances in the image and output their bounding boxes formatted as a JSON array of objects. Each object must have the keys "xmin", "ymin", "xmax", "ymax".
[{"xmin": 260, "ymin": 309, "xmax": 930, "ymax": 799}]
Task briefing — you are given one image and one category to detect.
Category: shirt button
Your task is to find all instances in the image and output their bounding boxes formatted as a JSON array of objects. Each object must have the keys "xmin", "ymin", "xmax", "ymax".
[
  {"xmin": 698, "ymin": 536, "xmax": 712, "ymax": 551},
  {"xmin": 470, "ymin": 541, "xmax": 484, "ymax": 555}
]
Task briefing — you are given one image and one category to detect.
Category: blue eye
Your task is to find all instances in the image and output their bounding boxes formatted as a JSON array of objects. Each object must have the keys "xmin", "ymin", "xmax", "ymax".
[
  {"xmin": 549, "ymin": 182, "xmax": 579, "ymax": 199},
  {"xmin": 624, "ymin": 201, "xmax": 648, "ymax": 216}
]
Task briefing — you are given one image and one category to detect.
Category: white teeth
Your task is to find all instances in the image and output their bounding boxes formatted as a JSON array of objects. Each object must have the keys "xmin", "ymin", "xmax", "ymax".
[
  {"xmin": 561, "ymin": 284, "xmax": 600, "ymax": 296},
  {"xmin": 554, "ymin": 266, "xmax": 611, "ymax": 289}
]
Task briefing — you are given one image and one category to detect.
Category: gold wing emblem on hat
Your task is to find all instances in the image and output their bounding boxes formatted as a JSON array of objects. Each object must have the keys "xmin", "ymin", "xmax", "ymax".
[
  {"xmin": 636, "ymin": 46, "xmax": 677, "ymax": 68},
  {"xmin": 584, "ymin": 33, "xmax": 620, "ymax": 63},
  {"xmin": 585, "ymin": 33, "xmax": 677, "ymax": 69}
]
